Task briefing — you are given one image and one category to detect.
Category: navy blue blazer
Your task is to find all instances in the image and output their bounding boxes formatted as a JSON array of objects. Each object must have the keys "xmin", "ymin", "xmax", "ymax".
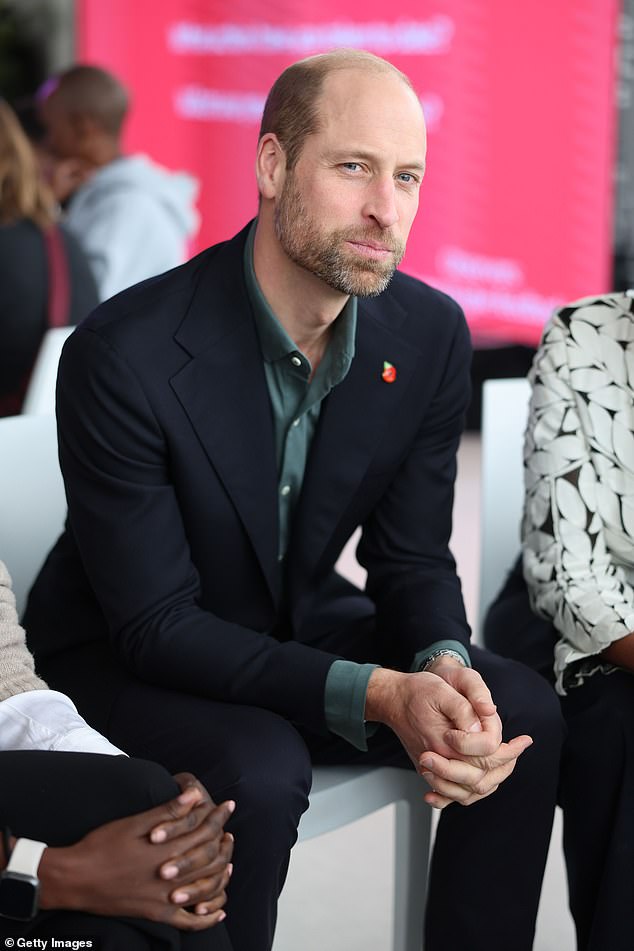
[{"xmin": 25, "ymin": 223, "xmax": 472, "ymax": 735}]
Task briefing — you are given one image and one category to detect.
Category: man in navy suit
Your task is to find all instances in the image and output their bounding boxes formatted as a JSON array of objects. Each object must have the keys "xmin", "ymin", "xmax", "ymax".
[{"xmin": 27, "ymin": 50, "xmax": 564, "ymax": 951}]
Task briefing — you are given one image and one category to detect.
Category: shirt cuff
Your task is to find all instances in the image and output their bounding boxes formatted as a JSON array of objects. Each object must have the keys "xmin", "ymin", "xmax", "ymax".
[
  {"xmin": 0, "ymin": 690, "xmax": 127, "ymax": 756},
  {"xmin": 325, "ymin": 660, "xmax": 380, "ymax": 752},
  {"xmin": 412, "ymin": 639, "xmax": 472, "ymax": 672}
]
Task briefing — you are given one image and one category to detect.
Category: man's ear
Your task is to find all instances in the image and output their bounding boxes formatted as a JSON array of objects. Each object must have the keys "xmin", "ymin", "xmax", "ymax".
[{"xmin": 255, "ymin": 133, "xmax": 287, "ymax": 200}]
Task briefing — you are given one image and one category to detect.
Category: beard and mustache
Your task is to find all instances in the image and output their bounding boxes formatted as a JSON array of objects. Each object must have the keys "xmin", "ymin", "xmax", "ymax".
[{"xmin": 274, "ymin": 170, "xmax": 405, "ymax": 298}]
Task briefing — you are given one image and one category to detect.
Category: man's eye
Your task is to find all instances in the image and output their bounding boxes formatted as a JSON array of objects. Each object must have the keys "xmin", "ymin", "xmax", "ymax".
[
  {"xmin": 397, "ymin": 172, "xmax": 416, "ymax": 184},
  {"xmin": 342, "ymin": 162, "xmax": 362, "ymax": 172}
]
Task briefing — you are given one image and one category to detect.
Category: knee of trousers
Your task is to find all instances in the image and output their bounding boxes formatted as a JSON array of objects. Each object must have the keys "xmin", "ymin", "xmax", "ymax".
[
  {"xmin": 216, "ymin": 714, "xmax": 312, "ymax": 856},
  {"xmin": 0, "ymin": 752, "xmax": 181, "ymax": 847},
  {"xmin": 493, "ymin": 657, "xmax": 567, "ymax": 759},
  {"xmin": 104, "ymin": 756, "xmax": 181, "ymax": 811}
]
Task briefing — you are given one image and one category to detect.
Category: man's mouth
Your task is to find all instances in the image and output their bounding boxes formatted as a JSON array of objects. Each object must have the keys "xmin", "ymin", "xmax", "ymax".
[{"xmin": 346, "ymin": 240, "xmax": 394, "ymax": 259}]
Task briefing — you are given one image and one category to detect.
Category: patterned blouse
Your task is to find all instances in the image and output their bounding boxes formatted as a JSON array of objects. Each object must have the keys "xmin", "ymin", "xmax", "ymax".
[{"xmin": 522, "ymin": 292, "xmax": 634, "ymax": 694}]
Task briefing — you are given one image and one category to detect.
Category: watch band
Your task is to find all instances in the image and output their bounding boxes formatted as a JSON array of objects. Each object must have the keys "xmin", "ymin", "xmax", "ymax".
[
  {"xmin": 420, "ymin": 648, "xmax": 467, "ymax": 671},
  {"xmin": 6, "ymin": 839, "xmax": 47, "ymax": 878}
]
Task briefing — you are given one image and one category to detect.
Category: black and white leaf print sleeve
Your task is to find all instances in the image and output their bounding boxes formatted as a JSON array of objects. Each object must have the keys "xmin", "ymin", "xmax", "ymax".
[{"xmin": 522, "ymin": 294, "xmax": 634, "ymax": 692}]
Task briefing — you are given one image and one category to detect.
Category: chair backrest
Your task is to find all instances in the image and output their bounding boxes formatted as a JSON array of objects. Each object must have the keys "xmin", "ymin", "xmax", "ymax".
[
  {"xmin": 478, "ymin": 377, "xmax": 531, "ymax": 630},
  {"xmin": 21, "ymin": 326, "xmax": 74, "ymax": 416},
  {"xmin": 0, "ymin": 415, "xmax": 66, "ymax": 618}
]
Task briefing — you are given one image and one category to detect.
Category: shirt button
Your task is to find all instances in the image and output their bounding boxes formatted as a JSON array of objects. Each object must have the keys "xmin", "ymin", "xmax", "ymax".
[
  {"xmin": 292, "ymin": 418, "xmax": 300, "ymax": 427},
  {"xmin": 290, "ymin": 355, "xmax": 302, "ymax": 367},
  {"xmin": 280, "ymin": 485, "xmax": 291, "ymax": 497}
]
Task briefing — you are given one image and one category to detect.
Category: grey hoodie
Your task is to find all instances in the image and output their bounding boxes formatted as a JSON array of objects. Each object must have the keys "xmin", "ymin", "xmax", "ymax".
[{"xmin": 65, "ymin": 154, "xmax": 200, "ymax": 302}]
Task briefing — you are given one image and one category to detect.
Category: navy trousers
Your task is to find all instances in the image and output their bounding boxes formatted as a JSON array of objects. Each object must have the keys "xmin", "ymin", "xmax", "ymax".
[
  {"xmin": 486, "ymin": 559, "xmax": 634, "ymax": 951},
  {"xmin": 36, "ymin": 635, "xmax": 564, "ymax": 951}
]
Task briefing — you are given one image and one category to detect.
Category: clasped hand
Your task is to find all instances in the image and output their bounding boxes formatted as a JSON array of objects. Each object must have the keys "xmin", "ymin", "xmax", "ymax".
[
  {"xmin": 415, "ymin": 660, "xmax": 532, "ymax": 809},
  {"xmin": 367, "ymin": 661, "xmax": 532, "ymax": 810},
  {"xmin": 40, "ymin": 771, "xmax": 234, "ymax": 930}
]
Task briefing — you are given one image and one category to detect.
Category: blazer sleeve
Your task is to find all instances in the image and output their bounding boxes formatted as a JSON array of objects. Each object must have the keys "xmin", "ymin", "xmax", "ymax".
[
  {"xmin": 55, "ymin": 327, "xmax": 338, "ymax": 734},
  {"xmin": 356, "ymin": 298, "xmax": 472, "ymax": 661},
  {"xmin": 522, "ymin": 307, "xmax": 634, "ymax": 691}
]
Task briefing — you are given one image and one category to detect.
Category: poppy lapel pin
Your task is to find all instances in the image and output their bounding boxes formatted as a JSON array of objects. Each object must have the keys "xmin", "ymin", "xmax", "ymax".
[{"xmin": 381, "ymin": 361, "xmax": 397, "ymax": 384}]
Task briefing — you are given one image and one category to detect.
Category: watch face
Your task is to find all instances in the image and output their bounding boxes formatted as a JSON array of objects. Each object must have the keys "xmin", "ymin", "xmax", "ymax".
[{"xmin": 0, "ymin": 873, "xmax": 39, "ymax": 920}]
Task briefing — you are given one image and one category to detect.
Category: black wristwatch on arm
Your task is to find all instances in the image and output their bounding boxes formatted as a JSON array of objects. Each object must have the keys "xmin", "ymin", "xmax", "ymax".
[{"xmin": 0, "ymin": 833, "xmax": 47, "ymax": 920}]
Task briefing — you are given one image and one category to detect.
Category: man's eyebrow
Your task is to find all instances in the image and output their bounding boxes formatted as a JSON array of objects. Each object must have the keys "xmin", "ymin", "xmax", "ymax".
[{"xmin": 326, "ymin": 148, "xmax": 426, "ymax": 171}]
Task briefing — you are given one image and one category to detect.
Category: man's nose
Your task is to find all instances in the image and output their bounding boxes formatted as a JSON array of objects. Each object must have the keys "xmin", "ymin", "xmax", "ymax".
[{"xmin": 362, "ymin": 177, "xmax": 399, "ymax": 229}]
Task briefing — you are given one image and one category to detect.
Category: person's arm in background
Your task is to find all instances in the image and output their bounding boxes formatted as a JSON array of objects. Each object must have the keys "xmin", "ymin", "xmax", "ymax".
[
  {"xmin": 522, "ymin": 301, "xmax": 634, "ymax": 690},
  {"xmin": 1, "ymin": 775, "xmax": 234, "ymax": 927}
]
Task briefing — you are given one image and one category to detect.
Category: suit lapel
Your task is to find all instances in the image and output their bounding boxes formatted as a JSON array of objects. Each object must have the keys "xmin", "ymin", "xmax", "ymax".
[
  {"xmin": 290, "ymin": 292, "xmax": 421, "ymax": 589},
  {"xmin": 170, "ymin": 228, "xmax": 281, "ymax": 601}
]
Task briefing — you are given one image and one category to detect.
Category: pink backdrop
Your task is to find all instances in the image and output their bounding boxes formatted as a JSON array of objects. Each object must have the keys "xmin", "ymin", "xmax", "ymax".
[{"xmin": 77, "ymin": 0, "xmax": 618, "ymax": 346}]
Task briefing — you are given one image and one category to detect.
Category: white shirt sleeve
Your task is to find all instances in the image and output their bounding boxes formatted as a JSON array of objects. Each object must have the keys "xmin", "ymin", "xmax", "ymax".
[{"xmin": 0, "ymin": 690, "xmax": 127, "ymax": 756}]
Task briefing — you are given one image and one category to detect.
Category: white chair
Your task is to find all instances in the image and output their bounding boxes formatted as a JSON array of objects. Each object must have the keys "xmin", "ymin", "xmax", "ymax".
[
  {"xmin": 298, "ymin": 765, "xmax": 432, "ymax": 951},
  {"xmin": 0, "ymin": 413, "xmax": 432, "ymax": 951},
  {"xmin": 21, "ymin": 326, "xmax": 74, "ymax": 416},
  {"xmin": 478, "ymin": 377, "xmax": 531, "ymax": 629},
  {"xmin": 0, "ymin": 415, "xmax": 66, "ymax": 617},
  {"xmin": 477, "ymin": 377, "xmax": 577, "ymax": 948}
]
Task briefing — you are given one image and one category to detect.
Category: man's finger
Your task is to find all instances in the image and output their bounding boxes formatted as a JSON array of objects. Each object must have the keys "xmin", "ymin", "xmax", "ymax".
[
  {"xmin": 439, "ymin": 733, "xmax": 533, "ymax": 768},
  {"xmin": 170, "ymin": 863, "xmax": 232, "ymax": 906},
  {"xmin": 160, "ymin": 828, "xmax": 234, "ymax": 882},
  {"xmin": 194, "ymin": 892, "xmax": 229, "ymax": 916},
  {"xmin": 437, "ymin": 666, "xmax": 497, "ymax": 719},
  {"xmin": 423, "ymin": 769, "xmax": 499, "ymax": 804},
  {"xmin": 171, "ymin": 906, "xmax": 227, "ymax": 931},
  {"xmin": 152, "ymin": 799, "xmax": 235, "ymax": 845},
  {"xmin": 442, "ymin": 726, "xmax": 501, "ymax": 758},
  {"xmin": 420, "ymin": 754, "xmax": 488, "ymax": 789},
  {"xmin": 423, "ymin": 789, "xmax": 453, "ymax": 809},
  {"xmin": 173, "ymin": 772, "xmax": 213, "ymax": 807},
  {"xmin": 432, "ymin": 682, "xmax": 483, "ymax": 735},
  {"xmin": 443, "ymin": 712, "xmax": 504, "ymax": 756}
]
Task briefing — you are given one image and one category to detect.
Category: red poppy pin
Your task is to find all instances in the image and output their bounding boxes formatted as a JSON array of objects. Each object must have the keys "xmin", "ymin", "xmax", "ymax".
[{"xmin": 381, "ymin": 361, "xmax": 397, "ymax": 384}]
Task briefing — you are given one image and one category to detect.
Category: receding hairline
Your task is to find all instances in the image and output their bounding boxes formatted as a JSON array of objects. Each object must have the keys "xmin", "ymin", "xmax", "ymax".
[
  {"xmin": 258, "ymin": 49, "xmax": 419, "ymax": 170},
  {"xmin": 294, "ymin": 48, "xmax": 413, "ymax": 83},
  {"xmin": 313, "ymin": 54, "xmax": 422, "ymax": 124}
]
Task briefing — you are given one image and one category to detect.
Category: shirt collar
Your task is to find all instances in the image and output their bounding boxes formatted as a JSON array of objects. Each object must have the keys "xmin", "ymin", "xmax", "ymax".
[{"xmin": 243, "ymin": 219, "xmax": 356, "ymax": 374}]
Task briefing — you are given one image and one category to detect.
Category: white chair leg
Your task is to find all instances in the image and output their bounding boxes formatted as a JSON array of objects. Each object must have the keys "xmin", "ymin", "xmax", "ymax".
[{"xmin": 392, "ymin": 773, "xmax": 432, "ymax": 951}]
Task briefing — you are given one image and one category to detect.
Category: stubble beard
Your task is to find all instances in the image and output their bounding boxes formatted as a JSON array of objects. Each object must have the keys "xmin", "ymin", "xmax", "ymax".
[{"xmin": 274, "ymin": 172, "xmax": 405, "ymax": 298}]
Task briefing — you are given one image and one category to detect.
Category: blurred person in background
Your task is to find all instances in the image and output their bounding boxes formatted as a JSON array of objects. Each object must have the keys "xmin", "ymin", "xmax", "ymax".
[
  {"xmin": 14, "ymin": 96, "xmax": 88, "ymax": 208},
  {"xmin": 0, "ymin": 99, "xmax": 98, "ymax": 417},
  {"xmin": 38, "ymin": 65, "xmax": 200, "ymax": 302}
]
